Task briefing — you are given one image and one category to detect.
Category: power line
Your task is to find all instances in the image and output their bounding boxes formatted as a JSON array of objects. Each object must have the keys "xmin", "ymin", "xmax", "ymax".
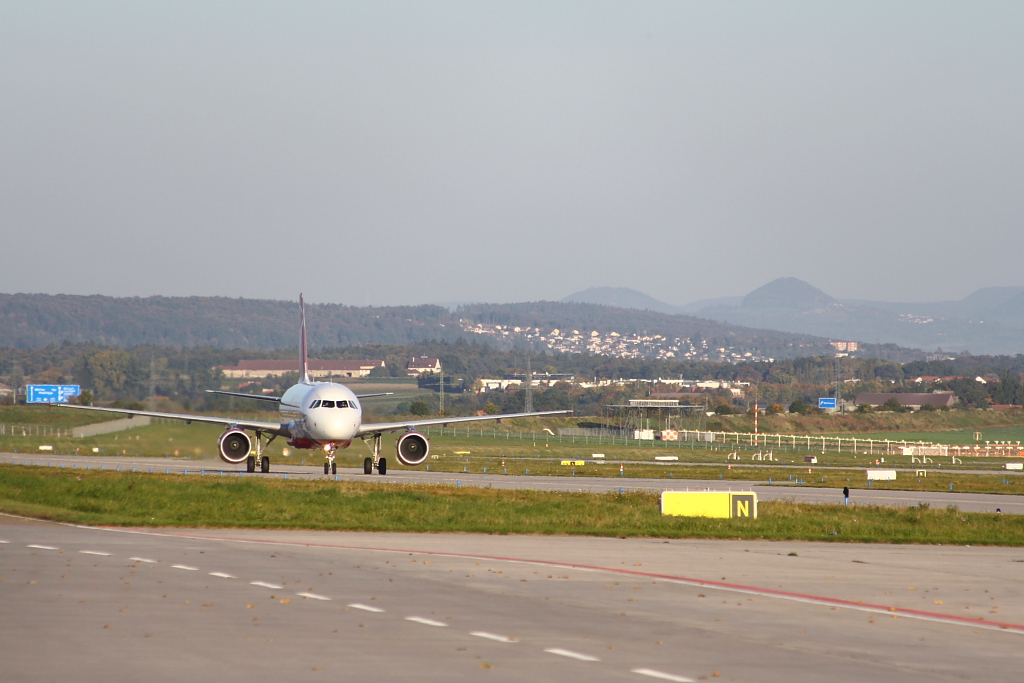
[{"xmin": 525, "ymin": 357, "xmax": 533, "ymax": 413}]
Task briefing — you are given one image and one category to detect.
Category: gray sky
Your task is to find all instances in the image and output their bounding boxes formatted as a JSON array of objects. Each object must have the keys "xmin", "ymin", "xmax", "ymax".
[{"xmin": 2, "ymin": 2, "xmax": 1022, "ymax": 308}]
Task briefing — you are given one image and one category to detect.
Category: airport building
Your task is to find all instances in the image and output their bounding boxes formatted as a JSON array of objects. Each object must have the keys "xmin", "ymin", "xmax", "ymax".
[
  {"xmin": 219, "ymin": 359, "xmax": 385, "ymax": 379},
  {"xmin": 407, "ymin": 357, "xmax": 442, "ymax": 376}
]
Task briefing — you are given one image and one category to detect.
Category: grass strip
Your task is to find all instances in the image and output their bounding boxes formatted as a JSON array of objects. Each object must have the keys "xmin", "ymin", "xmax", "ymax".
[
  {"xmin": 1, "ymin": 466, "xmax": 1023, "ymax": 545},
  {"xmin": 420, "ymin": 459, "xmax": 1024, "ymax": 495}
]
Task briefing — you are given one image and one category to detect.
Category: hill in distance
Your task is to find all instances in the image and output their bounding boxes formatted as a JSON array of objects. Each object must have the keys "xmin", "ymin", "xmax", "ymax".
[
  {"xmin": 740, "ymin": 277, "xmax": 834, "ymax": 310},
  {"xmin": 563, "ymin": 287, "xmax": 742, "ymax": 314},
  {"xmin": 565, "ymin": 278, "xmax": 1024, "ymax": 355}
]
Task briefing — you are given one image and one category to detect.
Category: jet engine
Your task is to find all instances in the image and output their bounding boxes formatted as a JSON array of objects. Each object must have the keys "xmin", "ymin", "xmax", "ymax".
[
  {"xmin": 218, "ymin": 428, "xmax": 252, "ymax": 464},
  {"xmin": 395, "ymin": 431, "xmax": 430, "ymax": 466}
]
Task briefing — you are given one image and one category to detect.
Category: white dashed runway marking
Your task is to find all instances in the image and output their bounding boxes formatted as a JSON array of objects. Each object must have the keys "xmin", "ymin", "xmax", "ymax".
[
  {"xmin": 250, "ymin": 581, "xmax": 283, "ymax": 589},
  {"xmin": 405, "ymin": 616, "xmax": 448, "ymax": 627},
  {"xmin": 209, "ymin": 572, "xmax": 235, "ymax": 579},
  {"xmin": 27, "ymin": 544, "xmax": 58, "ymax": 550},
  {"xmin": 544, "ymin": 648, "xmax": 600, "ymax": 662},
  {"xmin": 348, "ymin": 603, "xmax": 384, "ymax": 613},
  {"xmin": 470, "ymin": 631, "xmax": 515, "ymax": 643},
  {"xmin": 298, "ymin": 592, "xmax": 331, "ymax": 601},
  {"xmin": 171, "ymin": 564, "xmax": 198, "ymax": 571},
  {"xmin": 79, "ymin": 550, "xmax": 110, "ymax": 556},
  {"xmin": 631, "ymin": 667, "xmax": 695, "ymax": 682},
  {"xmin": 129, "ymin": 557, "xmax": 159, "ymax": 564}
]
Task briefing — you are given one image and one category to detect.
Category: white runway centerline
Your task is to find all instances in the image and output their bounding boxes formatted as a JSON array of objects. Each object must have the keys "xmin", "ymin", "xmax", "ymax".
[
  {"xmin": 129, "ymin": 557, "xmax": 159, "ymax": 564},
  {"xmin": 405, "ymin": 616, "xmax": 448, "ymax": 627},
  {"xmin": 80, "ymin": 550, "xmax": 110, "ymax": 556},
  {"xmin": 470, "ymin": 631, "xmax": 515, "ymax": 643},
  {"xmin": 209, "ymin": 572, "xmax": 235, "ymax": 579},
  {"xmin": 171, "ymin": 564, "xmax": 198, "ymax": 571},
  {"xmin": 348, "ymin": 603, "xmax": 384, "ymax": 613},
  {"xmin": 631, "ymin": 667, "xmax": 696, "ymax": 682},
  {"xmin": 27, "ymin": 544, "xmax": 58, "ymax": 550},
  {"xmin": 250, "ymin": 581, "xmax": 283, "ymax": 589},
  {"xmin": 544, "ymin": 648, "xmax": 600, "ymax": 662}
]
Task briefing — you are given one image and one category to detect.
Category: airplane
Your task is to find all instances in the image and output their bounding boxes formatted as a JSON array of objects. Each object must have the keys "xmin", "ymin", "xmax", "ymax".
[{"xmin": 58, "ymin": 295, "xmax": 571, "ymax": 475}]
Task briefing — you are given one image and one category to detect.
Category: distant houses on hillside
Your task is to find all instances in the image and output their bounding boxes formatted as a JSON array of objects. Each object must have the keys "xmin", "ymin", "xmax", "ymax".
[{"xmin": 829, "ymin": 340, "xmax": 859, "ymax": 353}]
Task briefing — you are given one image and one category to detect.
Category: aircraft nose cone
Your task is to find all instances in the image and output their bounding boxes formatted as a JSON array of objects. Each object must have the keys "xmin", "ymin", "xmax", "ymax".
[{"xmin": 315, "ymin": 420, "xmax": 347, "ymax": 439}]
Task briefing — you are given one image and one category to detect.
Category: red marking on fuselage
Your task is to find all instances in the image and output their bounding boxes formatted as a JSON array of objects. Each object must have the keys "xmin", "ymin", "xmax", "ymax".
[{"xmin": 288, "ymin": 438, "xmax": 351, "ymax": 450}]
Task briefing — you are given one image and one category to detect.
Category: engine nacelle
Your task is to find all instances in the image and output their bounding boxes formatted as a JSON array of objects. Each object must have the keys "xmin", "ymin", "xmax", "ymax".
[
  {"xmin": 218, "ymin": 429, "xmax": 252, "ymax": 464},
  {"xmin": 396, "ymin": 431, "xmax": 430, "ymax": 466}
]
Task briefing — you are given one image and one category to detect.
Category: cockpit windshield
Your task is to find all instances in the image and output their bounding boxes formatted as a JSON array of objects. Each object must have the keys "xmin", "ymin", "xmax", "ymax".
[{"xmin": 310, "ymin": 398, "xmax": 355, "ymax": 409}]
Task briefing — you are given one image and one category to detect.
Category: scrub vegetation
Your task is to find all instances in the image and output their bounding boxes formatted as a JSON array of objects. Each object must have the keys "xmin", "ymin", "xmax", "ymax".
[{"xmin": 1, "ymin": 466, "xmax": 1022, "ymax": 545}]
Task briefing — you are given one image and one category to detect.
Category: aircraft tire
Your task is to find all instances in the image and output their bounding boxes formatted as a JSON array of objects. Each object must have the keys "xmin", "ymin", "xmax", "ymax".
[
  {"xmin": 378, "ymin": 458, "xmax": 387, "ymax": 475},
  {"xmin": 363, "ymin": 458, "xmax": 373, "ymax": 475},
  {"xmin": 331, "ymin": 462, "xmax": 337, "ymax": 475},
  {"xmin": 246, "ymin": 456, "xmax": 255, "ymax": 473},
  {"xmin": 324, "ymin": 462, "xmax": 329, "ymax": 475},
  {"xmin": 261, "ymin": 456, "xmax": 270, "ymax": 474}
]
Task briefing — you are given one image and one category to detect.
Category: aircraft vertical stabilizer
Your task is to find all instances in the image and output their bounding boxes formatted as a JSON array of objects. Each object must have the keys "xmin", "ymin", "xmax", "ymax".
[{"xmin": 299, "ymin": 294, "xmax": 310, "ymax": 384}]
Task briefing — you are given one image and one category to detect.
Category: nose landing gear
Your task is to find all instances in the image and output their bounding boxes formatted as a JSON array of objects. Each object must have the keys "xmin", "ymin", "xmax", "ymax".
[
  {"xmin": 323, "ymin": 444, "xmax": 338, "ymax": 476},
  {"xmin": 361, "ymin": 433, "xmax": 387, "ymax": 475}
]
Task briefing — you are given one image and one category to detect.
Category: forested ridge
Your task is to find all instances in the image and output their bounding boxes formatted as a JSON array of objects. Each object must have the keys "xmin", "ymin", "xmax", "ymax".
[{"xmin": 0, "ymin": 292, "xmax": 928, "ymax": 363}]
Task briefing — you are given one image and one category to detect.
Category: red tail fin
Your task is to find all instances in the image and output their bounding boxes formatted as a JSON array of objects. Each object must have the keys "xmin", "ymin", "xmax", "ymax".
[{"xmin": 299, "ymin": 294, "xmax": 310, "ymax": 384}]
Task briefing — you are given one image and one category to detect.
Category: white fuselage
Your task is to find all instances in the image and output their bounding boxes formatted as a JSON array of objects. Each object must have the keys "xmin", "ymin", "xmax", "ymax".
[{"xmin": 279, "ymin": 382, "xmax": 363, "ymax": 447}]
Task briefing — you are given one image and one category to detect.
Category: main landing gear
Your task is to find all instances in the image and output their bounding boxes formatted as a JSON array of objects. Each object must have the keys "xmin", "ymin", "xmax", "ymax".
[
  {"xmin": 361, "ymin": 433, "xmax": 387, "ymax": 475},
  {"xmin": 246, "ymin": 455, "xmax": 271, "ymax": 473},
  {"xmin": 246, "ymin": 432, "xmax": 275, "ymax": 473}
]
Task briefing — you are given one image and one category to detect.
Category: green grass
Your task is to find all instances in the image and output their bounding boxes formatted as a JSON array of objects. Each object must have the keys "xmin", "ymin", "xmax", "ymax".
[
  {"xmin": 419, "ymin": 457, "xmax": 1024, "ymax": 495},
  {"xmin": 0, "ymin": 405, "xmax": 120, "ymax": 427},
  {"xmin": 823, "ymin": 426, "xmax": 1024, "ymax": 445},
  {"xmin": 1, "ymin": 465, "xmax": 1021, "ymax": 544}
]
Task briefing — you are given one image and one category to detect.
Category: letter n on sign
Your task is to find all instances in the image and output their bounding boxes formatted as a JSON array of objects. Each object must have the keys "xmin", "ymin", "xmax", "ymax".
[{"xmin": 731, "ymin": 494, "xmax": 757, "ymax": 519}]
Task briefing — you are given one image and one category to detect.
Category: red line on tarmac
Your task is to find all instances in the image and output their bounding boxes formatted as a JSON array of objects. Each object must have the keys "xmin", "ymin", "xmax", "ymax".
[{"xmin": 96, "ymin": 526, "xmax": 1024, "ymax": 635}]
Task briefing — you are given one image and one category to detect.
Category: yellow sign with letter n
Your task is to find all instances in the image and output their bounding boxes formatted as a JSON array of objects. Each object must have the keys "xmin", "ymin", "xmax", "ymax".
[{"xmin": 661, "ymin": 491, "xmax": 757, "ymax": 519}]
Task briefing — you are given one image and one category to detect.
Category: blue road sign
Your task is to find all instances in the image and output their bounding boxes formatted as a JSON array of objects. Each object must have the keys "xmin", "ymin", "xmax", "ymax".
[
  {"xmin": 818, "ymin": 397, "xmax": 837, "ymax": 409},
  {"xmin": 26, "ymin": 385, "xmax": 81, "ymax": 404}
]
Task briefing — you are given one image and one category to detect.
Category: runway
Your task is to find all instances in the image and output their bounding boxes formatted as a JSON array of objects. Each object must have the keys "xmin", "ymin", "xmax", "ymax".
[
  {"xmin": 3, "ymin": 451, "xmax": 1022, "ymax": 513},
  {"xmin": 2, "ymin": 514, "xmax": 1023, "ymax": 682}
]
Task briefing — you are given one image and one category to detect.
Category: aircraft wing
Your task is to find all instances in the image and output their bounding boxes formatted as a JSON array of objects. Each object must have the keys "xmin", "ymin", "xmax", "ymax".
[
  {"xmin": 356, "ymin": 409, "xmax": 571, "ymax": 437},
  {"xmin": 355, "ymin": 392, "xmax": 393, "ymax": 399},
  {"xmin": 57, "ymin": 403, "xmax": 289, "ymax": 435},
  {"xmin": 206, "ymin": 390, "xmax": 282, "ymax": 402}
]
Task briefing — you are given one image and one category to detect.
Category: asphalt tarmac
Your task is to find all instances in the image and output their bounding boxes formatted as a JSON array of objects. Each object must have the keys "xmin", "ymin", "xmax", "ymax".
[
  {"xmin": 2, "ymin": 514, "xmax": 1022, "ymax": 682},
  {"xmin": 3, "ymin": 452, "xmax": 1022, "ymax": 514}
]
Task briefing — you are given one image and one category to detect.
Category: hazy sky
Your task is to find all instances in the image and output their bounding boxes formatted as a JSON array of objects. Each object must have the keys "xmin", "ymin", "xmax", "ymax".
[{"xmin": 2, "ymin": 2, "xmax": 1022, "ymax": 307}]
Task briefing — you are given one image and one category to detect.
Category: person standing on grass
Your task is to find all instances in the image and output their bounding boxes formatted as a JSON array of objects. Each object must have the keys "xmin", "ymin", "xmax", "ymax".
[{"xmin": 843, "ymin": 486, "xmax": 850, "ymax": 506}]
